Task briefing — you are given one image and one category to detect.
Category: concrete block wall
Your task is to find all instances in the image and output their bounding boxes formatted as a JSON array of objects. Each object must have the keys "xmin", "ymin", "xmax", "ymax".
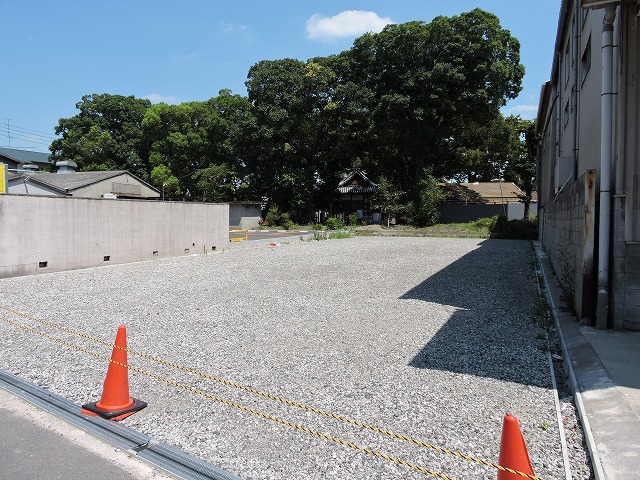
[
  {"xmin": 541, "ymin": 171, "xmax": 596, "ymax": 321},
  {"xmin": 624, "ymin": 244, "xmax": 640, "ymax": 330},
  {"xmin": 0, "ymin": 195, "xmax": 229, "ymax": 278}
]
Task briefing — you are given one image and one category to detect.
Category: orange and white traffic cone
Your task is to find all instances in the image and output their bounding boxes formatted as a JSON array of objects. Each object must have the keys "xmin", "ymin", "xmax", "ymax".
[
  {"xmin": 497, "ymin": 414, "xmax": 536, "ymax": 480},
  {"xmin": 81, "ymin": 325, "xmax": 147, "ymax": 421}
]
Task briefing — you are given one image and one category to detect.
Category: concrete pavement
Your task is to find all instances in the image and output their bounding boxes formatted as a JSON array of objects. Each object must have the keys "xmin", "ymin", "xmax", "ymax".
[
  {"xmin": 535, "ymin": 242, "xmax": 640, "ymax": 479},
  {"xmin": 0, "ymin": 387, "xmax": 178, "ymax": 480}
]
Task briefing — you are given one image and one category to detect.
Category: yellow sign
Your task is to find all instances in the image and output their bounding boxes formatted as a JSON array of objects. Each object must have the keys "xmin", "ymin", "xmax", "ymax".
[{"xmin": 0, "ymin": 163, "xmax": 7, "ymax": 194}]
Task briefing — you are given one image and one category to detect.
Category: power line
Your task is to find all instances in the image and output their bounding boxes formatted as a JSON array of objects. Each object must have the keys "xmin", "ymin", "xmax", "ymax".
[
  {"xmin": 3, "ymin": 123, "xmax": 57, "ymax": 140},
  {"xmin": 1, "ymin": 119, "xmax": 58, "ymax": 148}
]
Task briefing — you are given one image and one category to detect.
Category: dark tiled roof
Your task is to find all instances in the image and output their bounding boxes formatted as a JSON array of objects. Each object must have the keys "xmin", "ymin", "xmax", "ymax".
[
  {"xmin": 0, "ymin": 147, "xmax": 52, "ymax": 167},
  {"xmin": 338, "ymin": 170, "xmax": 379, "ymax": 194}
]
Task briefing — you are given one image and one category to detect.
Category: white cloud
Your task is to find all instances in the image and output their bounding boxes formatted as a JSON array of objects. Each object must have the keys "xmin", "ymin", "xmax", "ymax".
[
  {"xmin": 143, "ymin": 93, "xmax": 182, "ymax": 105},
  {"xmin": 503, "ymin": 104, "xmax": 538, "ymax": 119},
  {"xmin": 509, "ymin": 104, "xmax": 538, "ymax": 113},
  {"xmin": 306, "ymin": 11, "xmax": 394, "ymax": 42},
  {"xmin": 220, "ymin": 20, "xmax": 249, "ymax": 35}
]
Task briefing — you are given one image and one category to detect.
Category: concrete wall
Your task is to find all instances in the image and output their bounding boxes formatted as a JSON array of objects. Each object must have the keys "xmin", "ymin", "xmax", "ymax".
[
  {"xmin": 437, "ymin": 203, "xmax": 536, "ymax": 223},
  {"xmin": 540, "ymin": 170, "xmax": 596, "ymax": 322},
  {"xmin": 8, "ymin": 176, "xmax": 62, "ymax": 196},
  {"xmin": 622, "ymin": 243, "xmax": 640, "ymax": 330},
  {"xmin": 0, "ymin": 194, "xmax": 228, "ymax": 278},
  {"xmin": 537, "ymin": 3, "xmax": 640, "ymax": 330},
  {"xmin": 229, "ymin": 203, "xmax": 262, "ymax": 228}
]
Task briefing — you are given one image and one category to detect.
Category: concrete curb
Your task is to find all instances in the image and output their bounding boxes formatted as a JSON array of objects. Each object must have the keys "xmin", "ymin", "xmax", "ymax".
[
  {"xmin": 534, "ymin": 242, "xmax": 605, "ymax": 479},
  {"xmin": 534, "ymin": 241, "xmax": 640, "ymax": 480},
  {"xmin": 227, "ymin": 234, "xmax": 315, "ymax": 249}
]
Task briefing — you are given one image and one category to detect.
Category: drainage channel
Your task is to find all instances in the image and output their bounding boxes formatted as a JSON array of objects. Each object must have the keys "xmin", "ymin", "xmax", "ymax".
[{"xmin": 0, "ymin": 370, "xmax": 241, "ymax": 480}]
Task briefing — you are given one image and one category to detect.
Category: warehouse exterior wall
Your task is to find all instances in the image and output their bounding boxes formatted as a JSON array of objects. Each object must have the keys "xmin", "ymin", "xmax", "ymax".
[
  {"xmin": 537, "ymin": 2, "xmax": 639, "ymax": 330},
  {"xmin": 0, "ymin": 194, "xmax": 228, "ymax": 278},
  {"xmin": 539, "ymin": 170, "xmax": 596, "ymax": 321}
]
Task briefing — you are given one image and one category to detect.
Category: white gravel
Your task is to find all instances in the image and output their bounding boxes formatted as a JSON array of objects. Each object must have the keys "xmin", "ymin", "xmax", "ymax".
[{"xmin": 0, "ymin": 237, "xmax": 583, "ymax": 479}]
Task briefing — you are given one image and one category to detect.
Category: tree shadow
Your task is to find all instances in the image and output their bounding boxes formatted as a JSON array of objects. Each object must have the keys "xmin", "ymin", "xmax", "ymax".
[{"xmin": 402, "ymin": 239, "xmax": 552, "ymax": 389}]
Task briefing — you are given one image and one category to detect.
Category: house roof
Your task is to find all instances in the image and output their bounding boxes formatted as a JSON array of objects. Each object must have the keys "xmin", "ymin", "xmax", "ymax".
[
  {"xmin": 338, "ymin": 170, "xmax": 379, "ymax": 194},
  {"xmin": 0, "ymin": 147, "xmax": 52, "ymax": 167},
  {"xmin": 440, "ymin": 182, "xmax": 524, "ymax": 205},
  {"xmin": 10, "ymin": 170, "xmax": 159, "ymax": 196},
  {"xmin": 24, "ymin": 171, "xmax": 129, "ymax": 192}
]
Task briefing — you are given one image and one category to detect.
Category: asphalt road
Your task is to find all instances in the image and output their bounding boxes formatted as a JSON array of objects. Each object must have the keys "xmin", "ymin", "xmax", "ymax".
[{"xmin": 229, "ymin": 229, "xmax": 312, "ymax": 242}]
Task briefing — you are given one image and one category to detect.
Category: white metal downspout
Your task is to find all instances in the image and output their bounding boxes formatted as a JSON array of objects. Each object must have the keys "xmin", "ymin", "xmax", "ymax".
[
  {"xmin": 572, "ymin": 0, "xmax": 580, "ymax": 180},
  {"xmin": 596, "ymin": 5, "xmax": 617, "ymax": 328}
]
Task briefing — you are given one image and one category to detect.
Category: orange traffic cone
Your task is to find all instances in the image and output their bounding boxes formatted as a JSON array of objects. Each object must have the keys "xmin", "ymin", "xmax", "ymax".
[
  {"xmin": 497, "ymin": 414, "xmax": 535, "ymax": 480},
  {"xmin": 81, "ymin": 325, "xmax": 147, "ymax": 421}
]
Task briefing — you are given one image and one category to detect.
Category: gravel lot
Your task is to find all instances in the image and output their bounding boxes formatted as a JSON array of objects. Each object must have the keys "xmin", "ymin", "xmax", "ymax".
[{"xmin": 0, "ymin": 236, "xmax": 585, "ymax": 479}]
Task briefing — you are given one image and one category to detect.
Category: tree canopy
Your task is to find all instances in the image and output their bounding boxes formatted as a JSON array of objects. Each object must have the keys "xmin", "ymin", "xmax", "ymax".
[{"xmin": 49, "ymin": 9, "xmax": 530, "ymax": 222}]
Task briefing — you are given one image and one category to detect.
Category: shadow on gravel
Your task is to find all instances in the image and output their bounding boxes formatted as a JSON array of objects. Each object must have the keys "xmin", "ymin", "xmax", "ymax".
[{"xmin": 402, "ymin": 239, "xmax": 551, "ymax": 389}]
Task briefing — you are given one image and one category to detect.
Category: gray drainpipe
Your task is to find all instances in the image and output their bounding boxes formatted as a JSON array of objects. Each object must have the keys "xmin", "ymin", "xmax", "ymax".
[
  {"xmin": 595, "ymin": 5, "xmax": 617, "ymax": 328},
  {"xmin": 572, "ymin": 0, "xmax": 580, "ymax": 181}
]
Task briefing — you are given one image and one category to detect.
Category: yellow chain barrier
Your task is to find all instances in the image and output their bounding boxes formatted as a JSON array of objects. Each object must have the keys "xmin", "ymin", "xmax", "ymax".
[{"xmin": 0, "ymin": 305, "xmax": 542, "ymax": 480}]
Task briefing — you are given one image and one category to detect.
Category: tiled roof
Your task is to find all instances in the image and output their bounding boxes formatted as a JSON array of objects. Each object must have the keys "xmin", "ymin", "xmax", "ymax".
[
  {"xmin": 24, "ymin": 171, "xmax": 128, "ymax": 192},
  {"xmin": 338, "ymin": 170, "xmax": 379, "ymax": 194}
]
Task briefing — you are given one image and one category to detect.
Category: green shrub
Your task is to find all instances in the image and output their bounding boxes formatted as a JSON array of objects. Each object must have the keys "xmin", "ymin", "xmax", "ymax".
[
  {"xmin": 490, "ymin": 216, "xmax": 538, "ymax": 239},
  {"xmin": 312, "ymin": 223, "xmax": 324, "ymax": 231},
  {"xmin": 347, "ymin": 211, "xmax": 359, "ymax": 226},
  {"xmin": 473, "ymin": 216, "xmax": 499, "ymax": 230},
  {"xmin": 326, "ymin": 216, "xmax": 345, "ymax": 230},
  {"xmin": 264, "ymin": 206, "xmax": 296, "ymax": 230}
]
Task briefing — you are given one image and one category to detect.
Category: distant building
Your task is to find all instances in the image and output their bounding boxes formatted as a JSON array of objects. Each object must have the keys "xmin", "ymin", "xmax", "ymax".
[
  {"xmin": 7, "ymin": 160, "xmax": 159, "ymax": 199},
  {"xmin": 437, "ymin": 182, "xmax": 535, "ymax": 223},
  {"xmin": 0, "ymin": 147, "xmax": 52, "ymax": 171},
  {"xmin": 336, "ymin": 170, "xmax": 379, "ymax": 221}
]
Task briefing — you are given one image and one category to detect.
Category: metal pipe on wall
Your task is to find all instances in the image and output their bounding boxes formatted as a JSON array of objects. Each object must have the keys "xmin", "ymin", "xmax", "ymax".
[{"xmin": 596, "ymin": 5, "xmax": 618, "ymax": 328}]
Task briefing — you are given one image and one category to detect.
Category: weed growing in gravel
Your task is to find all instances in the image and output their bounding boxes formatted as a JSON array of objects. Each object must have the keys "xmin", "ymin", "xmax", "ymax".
[
  {"xmin": 539, "ymin": 421, "xmax": 551, "ymax": 431},
  {"xmin": 313, "ymin": 231, "xmax": 351, "ymax": 240}
]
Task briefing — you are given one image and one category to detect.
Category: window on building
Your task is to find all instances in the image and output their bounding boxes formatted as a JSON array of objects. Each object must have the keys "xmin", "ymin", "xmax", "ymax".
[
  {"xmin": 564, "ymin": 98, "xmax": 570, "ymax": 128},
  {"xmin": 581, "ymin": 37, "xmax": 591, "ymax": 84}
]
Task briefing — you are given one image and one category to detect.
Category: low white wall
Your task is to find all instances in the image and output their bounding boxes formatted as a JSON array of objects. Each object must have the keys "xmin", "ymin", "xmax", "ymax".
[{"xmin": 0, "ymin": 194, "xmax": 229, "ymax": 278}]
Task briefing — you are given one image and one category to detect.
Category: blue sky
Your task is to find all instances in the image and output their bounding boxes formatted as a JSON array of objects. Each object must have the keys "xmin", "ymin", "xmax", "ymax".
[{"xmin": 0, "ymin": 1, "xmax": 561, "ymax": 153}]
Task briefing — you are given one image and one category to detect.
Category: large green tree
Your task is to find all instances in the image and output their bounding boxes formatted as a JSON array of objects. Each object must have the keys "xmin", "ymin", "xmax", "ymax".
[
  {"xmin": 503, "ymin": 116, "xmax": 538, "ymax": 218},
  {"xmin": 333, "ymin": 9, "xmax": 524, "ymax": 194},
  {"xmin": 50, "ymin": 94, "xmax": 151, "ymax": 178},
  {"xmin": 244, "ymin": 58, "xmax": 339, "ymax": 220},
  {"xmin": 142, "ymin": 91, "xmax": 253, "ymax": 200}
]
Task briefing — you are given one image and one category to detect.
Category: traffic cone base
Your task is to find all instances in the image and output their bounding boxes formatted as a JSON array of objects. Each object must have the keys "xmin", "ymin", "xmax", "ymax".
[
  {"xmin": 82, "ymin": 398, "xmax": 147, "ymax": 421},
  {"xmin": 497, "ymin": 413, "xmax": 535, "ymax": 480}
]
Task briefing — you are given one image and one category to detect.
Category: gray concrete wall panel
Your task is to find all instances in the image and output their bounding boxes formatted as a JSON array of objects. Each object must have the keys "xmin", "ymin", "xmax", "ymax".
[{"xmin": 0, "ymin": 195, "xmax": 228, "ymax": 278}]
